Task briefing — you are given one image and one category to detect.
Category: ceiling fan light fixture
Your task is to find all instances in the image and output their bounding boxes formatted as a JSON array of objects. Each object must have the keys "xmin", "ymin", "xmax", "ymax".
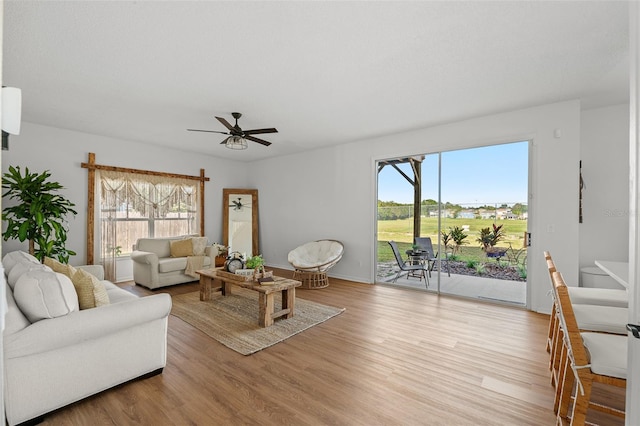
[{"xmin": 225, "ymin": 135, "xmax": 248, "ymax": 150}]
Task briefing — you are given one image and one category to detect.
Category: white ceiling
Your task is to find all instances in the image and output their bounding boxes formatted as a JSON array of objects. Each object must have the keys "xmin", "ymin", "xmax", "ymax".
[{"xmin": 3, "ymin": 1, "xmax": 630, "ymax": 162}]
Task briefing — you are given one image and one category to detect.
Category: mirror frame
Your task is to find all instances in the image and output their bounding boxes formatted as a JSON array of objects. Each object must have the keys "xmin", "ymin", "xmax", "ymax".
[{"xmin": 222, "ymin": 188, "xmax": 259, "ymax": 257}]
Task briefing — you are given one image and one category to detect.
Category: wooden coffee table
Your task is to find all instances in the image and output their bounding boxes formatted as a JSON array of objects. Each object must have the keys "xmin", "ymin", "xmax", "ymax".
[{"xmin": 197, "ymin": 269, "xmax": 302, "ymax": 327}]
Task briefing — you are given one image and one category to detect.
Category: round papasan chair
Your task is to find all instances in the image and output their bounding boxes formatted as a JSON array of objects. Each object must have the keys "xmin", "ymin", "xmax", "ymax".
[{"xmin": 287, "ymin": 239, "xmax": 344, "ymax": 289}]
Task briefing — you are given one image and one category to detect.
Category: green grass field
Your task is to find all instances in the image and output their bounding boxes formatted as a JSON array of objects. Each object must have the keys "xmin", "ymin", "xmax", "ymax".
[{"xmin": 377, "ymin": 217, "xmax": 528, "ymax": 263}]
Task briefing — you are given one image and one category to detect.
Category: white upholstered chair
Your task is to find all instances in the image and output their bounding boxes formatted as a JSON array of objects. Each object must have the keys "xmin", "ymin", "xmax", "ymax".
[
  {"xmin": 553, "ymin": 271, "xmax": 627, "ymax": 424},
  {"xmin": 544, "ymin": 251, "xmax": 628, "ymax": 397},
  {"xmin": 287, "ymin": 240, "xmax": 344, "ymax": 289}
]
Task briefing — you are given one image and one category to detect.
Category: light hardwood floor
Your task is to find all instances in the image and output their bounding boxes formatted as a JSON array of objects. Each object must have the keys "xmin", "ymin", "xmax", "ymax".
[{"xmin": 41, "ymin": 269, "xmax": 624, "ymax": 425}]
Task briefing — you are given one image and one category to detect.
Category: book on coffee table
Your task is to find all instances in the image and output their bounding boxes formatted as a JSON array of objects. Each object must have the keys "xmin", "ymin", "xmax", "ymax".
[{"xmin": 258, "ymin": 277, "xmax": 275, "ymax": 285}]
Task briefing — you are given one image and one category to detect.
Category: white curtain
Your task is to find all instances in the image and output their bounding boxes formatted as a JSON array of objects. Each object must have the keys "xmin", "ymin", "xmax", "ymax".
[
  {"xmin": 97, "ymin": 170, "xmax": 200, "ymax": 281},
  {"xmin": 99, "ymin": 173, "xmax": 125, "ymax": 281}
]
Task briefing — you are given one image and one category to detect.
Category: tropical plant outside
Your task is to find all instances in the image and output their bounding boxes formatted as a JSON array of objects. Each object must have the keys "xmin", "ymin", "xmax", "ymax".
[
  {"xmin": 449, "ymin": 226, "xmax": 468, "ymax": 254},
  {"xmin": 378, "ymin": 216, "xmax": 527, "ymax": 267},
  {"xmin": 441, "ymin": 230, "xmax": 452, "ymax": 253},
  {"xmin": 477, "ymin": 223, "xmax": 505, "ymax": 251}
]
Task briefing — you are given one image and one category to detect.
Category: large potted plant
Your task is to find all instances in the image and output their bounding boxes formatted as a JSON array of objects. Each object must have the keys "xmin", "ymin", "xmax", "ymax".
[{"xmin": 2, "ymin": 166, "xmax": 78, "ymax": 262}]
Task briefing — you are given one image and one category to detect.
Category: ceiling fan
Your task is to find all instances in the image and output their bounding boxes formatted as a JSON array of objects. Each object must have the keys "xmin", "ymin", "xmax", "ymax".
[{"xmin": 187, "ymin": 112, "xmax": 277, "ymax": 149}]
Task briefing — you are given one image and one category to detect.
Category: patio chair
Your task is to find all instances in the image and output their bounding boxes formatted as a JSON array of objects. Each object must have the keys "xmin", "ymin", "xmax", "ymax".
[
  {"xmin": 388, "ymin": 241, "xmax": 429, "ymax": 286},
  {"xmin": 414, "ymin": 237, "xmax": 450, "ymax": 277}
]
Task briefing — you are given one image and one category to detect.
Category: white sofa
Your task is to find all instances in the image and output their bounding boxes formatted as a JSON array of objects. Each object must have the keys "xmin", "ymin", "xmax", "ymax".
[
  {"xmin": 131, "ymin": 236, "xmax": 215, "ymax": 290},
  {"xmin": 2, "ymin": 251, "xmax": 172, "ymax": 426}
]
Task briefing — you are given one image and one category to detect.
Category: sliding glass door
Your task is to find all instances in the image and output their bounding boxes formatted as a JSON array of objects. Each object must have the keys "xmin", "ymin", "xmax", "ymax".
[{"xmin": 376, "ymin": 141, "xmax": 529, "ymax": 306}]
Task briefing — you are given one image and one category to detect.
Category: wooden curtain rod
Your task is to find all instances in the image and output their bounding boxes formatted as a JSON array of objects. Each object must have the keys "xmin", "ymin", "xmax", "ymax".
[{"xmin": 81, "ymin": 159, "xmax": 210, "ymax": 182}]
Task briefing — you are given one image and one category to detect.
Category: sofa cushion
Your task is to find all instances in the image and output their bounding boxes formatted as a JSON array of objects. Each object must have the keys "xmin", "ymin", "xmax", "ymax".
[
  {"xmin": 71, "ymin": 268, "xmax": 110, "ymax": 310},
  {"xmin": 2, "ymin": 251, "xmax": 40, "ymax": 274},
  {"xmin": 7, "ymin": 262, "xmax": 52, "ymax": 290},
  {"xmin": 4, "ymin": 282, "xmax": 30, "ymax": 335},
  {"xmin": 158, "ymin": 257, "xmax": 188, "ymax": 273},
  {"xmin": 170, "ymin": 238, "xmax": 194, "ymax": 257},
  {"xmin": 102, "ymin": 280, "xmax": 138, "ymax": 303},
  {"xmin": 13, "ymin": 270, "xmax": 79, "ymax": 323}
]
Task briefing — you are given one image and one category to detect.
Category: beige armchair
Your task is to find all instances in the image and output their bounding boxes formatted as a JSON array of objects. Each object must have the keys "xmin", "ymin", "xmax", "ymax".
[{"xmin": 131, "ymin": 236, "xmax": 214, "ymax": 289}]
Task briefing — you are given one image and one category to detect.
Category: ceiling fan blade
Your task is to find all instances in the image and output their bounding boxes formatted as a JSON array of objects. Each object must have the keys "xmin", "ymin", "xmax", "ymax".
[
  {"xmin": 187, "ymin": 129, "xmax": 229, "ymax": 134},
  {"xmin": 215, "ymin": 116, "xmax": 235, "ymax": 131},
  {"xmin": 245, "ymin": 135, "xmax": 272, "ymax": 146},
  {"xmin": 243, "ymin": 127, "xmax": 278, "ymax": 135}
]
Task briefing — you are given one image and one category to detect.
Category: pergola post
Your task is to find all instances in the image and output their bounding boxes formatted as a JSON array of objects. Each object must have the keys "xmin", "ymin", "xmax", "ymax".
[
  {"xmin": 410, "ymin": 158, "xmax": 422, "ymax": 241},
  {"xmin": 378, "ymin": 156, "xmax": 424, "ymax": 241}
]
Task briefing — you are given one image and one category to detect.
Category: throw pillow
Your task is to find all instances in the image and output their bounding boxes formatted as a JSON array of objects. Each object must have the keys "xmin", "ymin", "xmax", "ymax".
[
  {"xmin": 71, "ymin": 268, "xmax": 110, "ymax": 310},
  {"xmin": 170, "ymin": 238, "xmax": 194, "ymax": 257},
  {"xmin": 7, "ymin": 262, "xmax": 52, "ymax": 290},
  {"xmin": 43, "ymin": 257, "xmax": 77, "ymax": 278},
  {"xmin": 43, "ymin": 256, "xmax": 67, "ymax": 273},
  {"xmin": 65, "ymin": 264, "xmax": 78, "ymax": 279},
  {"xmin": 192, "ymin": 237, "xmax": 208, "ymax": 256},
  {"xmin": 2, "ymin": 251, "xmax": 40, "ymax": 274},
  {"xmin": 13, "ymin": 270, "xmax": 79, "ymax": 323}
]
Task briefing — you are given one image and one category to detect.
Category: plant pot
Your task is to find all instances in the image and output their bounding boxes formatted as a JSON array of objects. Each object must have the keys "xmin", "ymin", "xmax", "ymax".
[{"xmin": 215, "ymin": 255, "xmax": 226, "ymax": 267}]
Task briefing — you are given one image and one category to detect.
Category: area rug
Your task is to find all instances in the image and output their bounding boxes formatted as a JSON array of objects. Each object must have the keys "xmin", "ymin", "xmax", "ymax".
[{"xmin": 170, "ymin": 289, "xmax": 345, "ymax": 355}]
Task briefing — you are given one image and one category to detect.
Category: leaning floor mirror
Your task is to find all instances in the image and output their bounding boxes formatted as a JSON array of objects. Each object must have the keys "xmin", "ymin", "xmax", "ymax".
[{"xmin": 222, "ymin": 188, "xmax": 259, "ymax": 257}]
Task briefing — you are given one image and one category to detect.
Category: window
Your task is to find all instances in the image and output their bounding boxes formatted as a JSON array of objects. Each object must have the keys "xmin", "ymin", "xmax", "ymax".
[{"xmin": 99, "ymin": 171, "xmax": 200, "ymax": 259}]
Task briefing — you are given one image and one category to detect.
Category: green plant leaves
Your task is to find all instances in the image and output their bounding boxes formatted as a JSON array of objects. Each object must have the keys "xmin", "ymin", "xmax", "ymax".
[
  {"xmin": 477, "ymin": 224, "xmax": 505, "ymax": 250},
  {"xmin": 2, "ymin": 166, "xmax": 77, "ymax": 262},
  {"xmin": 245, "ymin": 255, "xmax": 264, "ymax": 269},
  {"xmin": 18, "ymin": 221, "xmax": 30, "ymax": 241}
]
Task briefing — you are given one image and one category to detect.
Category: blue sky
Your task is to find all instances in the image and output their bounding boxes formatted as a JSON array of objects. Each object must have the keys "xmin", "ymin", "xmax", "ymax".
[{"xmin": 378, "ymin": 141, "xmax": 528, "ymax": 206}]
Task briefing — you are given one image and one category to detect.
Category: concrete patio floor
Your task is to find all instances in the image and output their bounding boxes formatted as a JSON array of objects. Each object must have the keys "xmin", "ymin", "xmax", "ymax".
[{"xmin": 376, "ymin": 266, "xmax": 526, "ymax": 307}]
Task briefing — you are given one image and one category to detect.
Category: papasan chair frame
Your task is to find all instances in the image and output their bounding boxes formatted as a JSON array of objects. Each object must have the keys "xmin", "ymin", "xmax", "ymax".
[{"xmin": 288, "ymin": 239, "xmax": 344, "ymax": 289}]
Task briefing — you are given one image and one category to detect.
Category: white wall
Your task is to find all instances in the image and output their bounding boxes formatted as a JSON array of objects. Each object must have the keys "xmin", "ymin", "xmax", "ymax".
[
  {"xmin": 250, "ymin": 100, "xmax": 581, "ymax": 314},
  {"xmin": 579, "ymin": 104, "xmax": 630, "ymax": 275},
  {"xmin": 1, "ymin": 100, "xmax": 601, "ymax": 313},
  {"xmin": 1, "ymin": 122, "xmax": 249, "ymax": 266}
]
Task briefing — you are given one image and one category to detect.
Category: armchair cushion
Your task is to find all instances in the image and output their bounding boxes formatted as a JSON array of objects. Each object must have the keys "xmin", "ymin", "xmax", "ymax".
[
  {"xmin": 158, "ymin": 257, "xmax": 188, "ymax": 273},
  {"xmin": 288, "ymin": 240, "xmax": 344, "ymax": 271}
]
